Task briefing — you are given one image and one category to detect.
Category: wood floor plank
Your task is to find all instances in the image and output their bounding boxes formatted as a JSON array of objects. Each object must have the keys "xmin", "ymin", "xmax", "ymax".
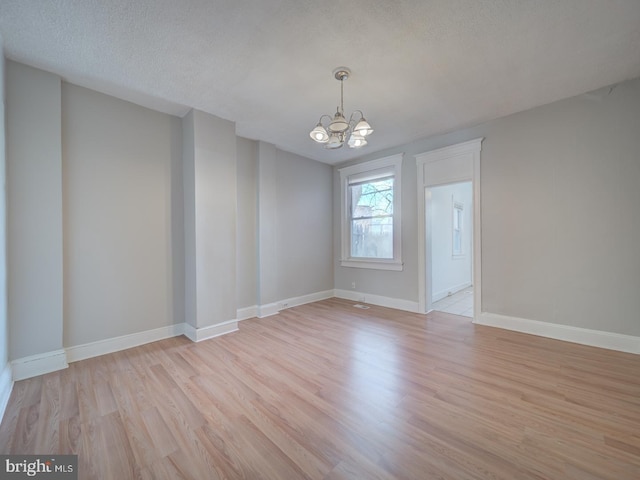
[
  {"xmin": 140, "ymin": 454, "xmax": 189, "ymax": 480},
  {"xmin": 139, "ymin": 406, "xmax": 178, "ymax": 458},
  {"xmin": 34, "ymin": 373, "xmax": 61, "ymax": 453},
  {"xmin": 97, "ymin": 411, "xmax": 141, "ymax": 479},
  {"xmin": 60, "ymin": 380, "xmax": 80, "ymax": 421},
  {"xmin": 1, "ymin": 298, "xmax": 639, "ymax": 479},
  {"xmin": 58, "ymin": 415, "xmax": 81, "ymax": 454}
]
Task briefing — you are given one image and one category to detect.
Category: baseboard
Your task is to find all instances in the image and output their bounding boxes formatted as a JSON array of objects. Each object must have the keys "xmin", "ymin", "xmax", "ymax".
[
  {"xmin": 0, "ymin": 363, "xmax": 13, "ymax": 423},
  {"xmin": 11, "ymin": 319, "xmax": 240, "ymax": 381},
  {"xmin": 237, "ymin": 305, "xmax": 258, "ymax": 321},
  {"xmin": 183, "ymin": 319, "xmax": 238, "ymax": 342},
  {"xmin": 257, "ymin": 302, "xmax": 279, "ymax": 318},
  {"xmin": 66, "ymin": 323, "xmax": 185, "ymax": 363},
  {"xmin": 475, "ymin": 312, "xmax": 640, "ymax": 354},
  {"xmin": 278, "ymin": 290, "xmax": 334, "ymax": 310},
  {"xmin": 11, "ymin": 349, "xmax": 69, "ymax": 381},
  {"xmin": 257, "ymin": 290, "xmax": 338, "ymax": 318},
  {"xmin": 334, "ymin": 289, "xmax": 420, "ymax": 313},
  {"xmin": 433, "ymin": 282, "xmax": 472, "ymax": 303}
]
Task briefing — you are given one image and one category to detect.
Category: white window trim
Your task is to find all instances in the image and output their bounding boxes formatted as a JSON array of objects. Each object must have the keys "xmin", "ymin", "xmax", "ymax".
[{"xmin": 339, "ymin": 153, "xmax": 404, "ymax": 271}]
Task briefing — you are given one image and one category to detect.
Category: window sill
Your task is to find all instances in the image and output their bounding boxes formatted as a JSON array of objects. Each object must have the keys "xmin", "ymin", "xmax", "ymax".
[{"xmin": 340, "ymin": 259, "xmax": 404, "ymax": 271}]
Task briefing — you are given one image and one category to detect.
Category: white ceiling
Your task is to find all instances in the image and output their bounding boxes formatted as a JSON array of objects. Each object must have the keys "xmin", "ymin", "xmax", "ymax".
[{"xmin": 1, "ymin": 1, "xmax": 639, "ymax": 165}]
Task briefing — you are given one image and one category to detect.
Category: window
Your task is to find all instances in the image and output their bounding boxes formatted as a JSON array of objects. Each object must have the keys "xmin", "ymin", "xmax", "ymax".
[
  {"xmin": 339, "ymin": 154, "xmax": 403, "ymax": 270},
  {"xmin": 452, "ymin": 201, "xmax": 463, "ymax": 256},
  {"xmin": 350, "ymin": 176, "xmax": 394, "ymax": 259}
]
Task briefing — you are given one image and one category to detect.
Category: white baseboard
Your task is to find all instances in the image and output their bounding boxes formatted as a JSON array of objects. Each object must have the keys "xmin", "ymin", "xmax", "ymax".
[
  {"xmin": 257, "ymin": 290, "xmax": 337, "ymax": 318},
  {"xmin": 257, "ymin": 302, "xmax": 279, "ymax": 318},
  {"xmin": 0, "ymin": 363, "xmax": 13, "ymax": 423},
  {"xmin": 237, "ymin": 305, "xmax": 258, "ymax": 321},
  {"xmin": 475, "ymin": 312, "xmax": 640, "ymax": 354},
  {"xmin": 183, "ymin": 319, "xmax": 238, "ymax": 342},
  {"xmin": 66, "ymin": 323, "xmax": 185, "ymax": 363},
  {"xmin": 279, "ymin": 290, "xmax": 334, "ymax": 310},
  {"xmin": 334, "ymin": 289, "xmax": 420, "ymax": 313},
  {"xmin": 433, "ymin": 282, "xmax": 472, "ymax": 303},
  {"xmin": 11, "ymin": 318, "xmax": 241, "ymax": 381},
  {"xmin": 11, "ymin": 349, "xmax": 69, "ymax": 381}
]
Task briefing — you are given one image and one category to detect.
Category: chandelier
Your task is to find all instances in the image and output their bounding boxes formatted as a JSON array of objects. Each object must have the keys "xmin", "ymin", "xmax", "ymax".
[{"xmin": 309, "ymin": 67, "xmax": 373, "ymax": 149}]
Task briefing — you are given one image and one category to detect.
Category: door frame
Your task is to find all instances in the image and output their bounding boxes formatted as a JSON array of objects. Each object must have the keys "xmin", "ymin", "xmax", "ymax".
[{"xmin": 415, "ymin": 138, "xmax": 483, "ymax": 318}]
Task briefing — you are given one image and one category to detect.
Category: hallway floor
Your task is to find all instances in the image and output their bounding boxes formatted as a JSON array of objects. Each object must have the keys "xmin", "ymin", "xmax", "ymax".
[{"xmin": 432, "ymin": 286, "xmax": 473, "ymax": 317}]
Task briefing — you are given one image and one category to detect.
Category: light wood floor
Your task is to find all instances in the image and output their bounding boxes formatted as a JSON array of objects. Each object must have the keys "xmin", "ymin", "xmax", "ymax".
[{"xmin": 1, "ymin": 298, "xmax": 639, "ymax": 479}]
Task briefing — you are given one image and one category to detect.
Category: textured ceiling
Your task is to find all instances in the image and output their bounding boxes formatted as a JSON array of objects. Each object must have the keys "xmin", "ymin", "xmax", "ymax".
[{"xmin": 1, "ymin": 1, "xmax": 640, "ymax": 165}]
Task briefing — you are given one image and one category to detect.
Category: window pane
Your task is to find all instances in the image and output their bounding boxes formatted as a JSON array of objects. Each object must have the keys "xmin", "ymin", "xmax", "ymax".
[
  {"xmin": 351, "ymin": 218, "xmax": 393, "ymax": 259},
  {"xmin": 453, "ymin": 203, "xmax": 463, "ymax": 255},
  {"xmin": 453, "ymin": 230, "xmax": 462, "ymax": 255},
  {"xmin": 350, "ymin": 178, "xmax": 393, "ymax": 219}
]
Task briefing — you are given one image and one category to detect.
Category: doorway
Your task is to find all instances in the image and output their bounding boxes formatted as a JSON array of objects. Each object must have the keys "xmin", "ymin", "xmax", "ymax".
[
  {"xmin": 429, "ymin": 181, "xmax": 473, "ymax": 317},
  {"xmin": 415, "ymin": 138, "xmax": 482, "ymax": 319}
]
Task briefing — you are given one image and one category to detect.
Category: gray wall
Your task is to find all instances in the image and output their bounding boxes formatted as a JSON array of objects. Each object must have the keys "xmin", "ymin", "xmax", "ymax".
[
  {"xmin": 257, "ymin": 141, "xmax": 279, "ymax": 307},
  {"xmin": 236, "ymin": 137, "xmax": 257, "ymax": 309},
  {"xmin": 5, "ymin": 59, "xmax": 335, "ymax": 366},
  {"xmin": 480, "ymin": 80, "xmax": 640, "ymax": 336},
  {"xmin": 6, "ymin": 61, "xmax": 64, "ymax": 359},
  {"xmin": 182, "ymin": 111, "xmax": 197, "ymax": 329},
  {"xmin": 257, "ymin": 142, "xmax": 334, "ymax": 307},
  {"xmin": 335, "ymin": 77, "xmax": 640, "ymax": 337},
  {"xmin": 0, "ymin": 36, "xmax": 7, "ymax": 375},
  {"xmin": 275, "ymin": 149, "xmax": 333, "ymax": 300},
  {"xmin": 183, "ymin": 109, "xmax": 237, "ymax": 330},
  {"xmin": 62, "ymin": 83, "xmax": 183, "ymax": 346}
]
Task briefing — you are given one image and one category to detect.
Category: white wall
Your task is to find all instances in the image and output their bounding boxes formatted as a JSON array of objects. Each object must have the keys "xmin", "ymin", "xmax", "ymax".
[
  {"xmin": 62, "ymin": 83, "xmax": 183, "ymax": 347},
  {"xmin": 430, "ymin": 182, "xmax": 472, "ymax": 301},
  {"xmin": 6, "ymin": 61, "xmax": 64, "ymax": 359},
  {"xmin": 335, "ymin": 76, "xmax": 640, "ymax": 337}
]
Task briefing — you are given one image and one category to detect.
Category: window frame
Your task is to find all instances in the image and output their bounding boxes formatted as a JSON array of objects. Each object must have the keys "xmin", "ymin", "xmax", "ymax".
[
  {"xmin": 452, "ymin": 200, "xmax": 464, "ymax": 257},
  {"xmin": 339, "ymin": 154, "xmax": 403, "ymax": 271}
]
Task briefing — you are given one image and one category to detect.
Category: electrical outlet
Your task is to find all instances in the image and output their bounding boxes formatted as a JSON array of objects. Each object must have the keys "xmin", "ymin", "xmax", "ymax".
[{"xmin": 351, "ymin": 282, "xmax": 356, "ymax": 289}]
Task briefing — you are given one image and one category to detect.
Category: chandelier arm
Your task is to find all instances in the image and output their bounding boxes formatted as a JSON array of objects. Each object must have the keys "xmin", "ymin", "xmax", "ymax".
[
  {"xmin": 351, "ymin": 110, "xmax": 364, "ymax": 120},
  {"xmin": 348, "ymin": 110, "xmax": 364, "ymax": 126}
]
